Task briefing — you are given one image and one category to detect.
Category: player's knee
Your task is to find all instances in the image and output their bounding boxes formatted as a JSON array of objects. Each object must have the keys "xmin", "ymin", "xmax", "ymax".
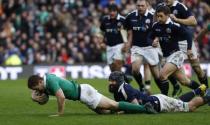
[
  {"xmin": 159, "ymin": 73, "xmax": 167, "ymax": 80},
  {"xmin": 108, "ymin": 101, "xmax": 119, "ymax": 110},
  {"xmin": 188, "ymin": 103, "xmax": 196, "ymax": 112}
]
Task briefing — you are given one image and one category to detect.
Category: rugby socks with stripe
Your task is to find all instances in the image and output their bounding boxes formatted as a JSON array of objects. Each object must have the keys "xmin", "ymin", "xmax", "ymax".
[{"xmin": 118, "ymin": 101, "xmax": 146, "ymax": 113}]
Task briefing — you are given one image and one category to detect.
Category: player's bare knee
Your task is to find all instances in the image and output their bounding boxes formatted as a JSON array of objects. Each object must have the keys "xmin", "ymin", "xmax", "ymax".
[
  {"xmin": 159, "ymin": 73, "xmax": 167, "ymax": 80},
  {"xmin": 188, "ymin": 103, "xmax": 196, "ymax": 112}
]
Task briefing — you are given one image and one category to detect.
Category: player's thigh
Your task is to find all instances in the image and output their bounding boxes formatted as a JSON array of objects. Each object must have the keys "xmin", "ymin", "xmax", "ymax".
[
  {"xmin": 131, "ymin": 57, "xmax": 143, "ymax": 72},
  {"xmin": 97, "ymin": 95, "xmax": 118, "ymax": 110},
  {"xmin": 144, "ymin": 63, "xmax": 152, "ymax": 81},
  {"xmin": 173, "ymin": 68, "xmax": 190, "ymax": 85},
  {"xmin": 160, "ymin": 63, "xmax": 177, "ymax": 80},
  {"xmin": 150, "ymin": 65, "xmax": 160, "ymax": 79}
]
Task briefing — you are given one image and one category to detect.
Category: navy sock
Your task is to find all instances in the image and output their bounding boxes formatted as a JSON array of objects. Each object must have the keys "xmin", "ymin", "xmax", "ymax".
[
  {"xmin": 133, "ymin": 73, "xmax": 144, "ymax": 90},
  {"xmin": 168, "ymin": 76, "xmax": 178, "ymax": 88},
  {"xmin": 188, "ymin": 80, "xmax": 200, "ymax": 89},
  {"xmin": 193, "ymin": 87, "xmax": 202, "ymax": 95},
  {"xmin": 155, "ymin": 78, "xmax": 161, "ymax": 91},
  {"xmin": 198, "ymin": 73, "xmax": 209, "ymax": 88},
  {"xmin": 160, "ymin": 80, "xmax": 169, "ymax": 95},
  {"xmin": 145, "ymin": 81, "xmax": 151, "ymax": 85},
  {"xmin": 179, "ymin": 91, "xmax": 195, "ymax": 102}
]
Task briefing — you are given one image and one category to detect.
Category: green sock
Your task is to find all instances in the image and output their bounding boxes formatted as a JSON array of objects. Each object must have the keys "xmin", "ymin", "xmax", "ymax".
[{"xmin": 118, "ymin": 101, "xmax": 146, "ymax": 113}]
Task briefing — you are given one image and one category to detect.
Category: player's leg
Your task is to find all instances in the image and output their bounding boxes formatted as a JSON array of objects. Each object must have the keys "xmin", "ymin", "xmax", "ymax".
[
  {"xmin": 168, "ymin": 75, "xmax": 182, "ymax": 97},
  {"xmin": 108, "ymin": 44, "xmax": 125, "ymax": 72},
  {"xmin": 159, "ymin": 62, "xmax": 177, "ymax": 95},
  {"xmin": 79, "ymin": 84, "xmax": 155, "ymax": 114},
  {"xmin": 131, "ymin": 56, "xmax": 144, "ymax": 91},
  {"xmin": 188, "ymin": 97, "xmax": 206, "ymax": 112},
  {"xmin": 179, "ymin": 84, "xmax": 207, "ymax": 102},
  {"xmin": 188, "ymin": 42, "xmax": 208, "ymax": 88},
  {"xmin": 173, "ymin": 68, "xmax": 200, "ymax": 89},
  {"xmin": 189, "ymin": 58, "xmax": 208, "ymax": 87},
  {"xmin": 144, "ymin": 63, "xmax": 152, "ymax": 90},
  {"xmin": 97, "ymin": 95, "xmax": 156, "ymax": 114},
  {"xmin": 154, "ymin": 94, "xmax": 189, "ymax": 112},
  {"xmin": 144, "ymin": 47, "xmax": 160, "ymax": 94}
]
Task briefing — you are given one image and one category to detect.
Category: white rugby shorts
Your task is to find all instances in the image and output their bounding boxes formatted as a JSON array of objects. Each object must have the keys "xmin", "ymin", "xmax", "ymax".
[
  {"xmin": 131, "ymin": 46, "xmax": 159, "ymax": 66},
  {"xmin": 178, "ymin": 40, "xmax": 198, "ymax": 60},
  {"xmin": 106, "ymin": 43, "xmax": 124, "ymax": 64},
  {"xmin": 166, "ymin": 51, "xmax": 185, "ymax": 68},
  {"xmin": 154, "ymin": 94, "xmax": 189, "ymax": 112},
  {"xmin": 80, "ymin": 84, "xmax": 102, "ymax": 109}
]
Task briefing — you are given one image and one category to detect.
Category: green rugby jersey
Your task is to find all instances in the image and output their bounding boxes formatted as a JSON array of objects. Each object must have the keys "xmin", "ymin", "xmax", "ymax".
[
  {"xmin": 44, "ymin": 74, "xmax": 80, "ymax": 100},
  {"xmin": 208, "ymin": 23, "xmax": 210, "ymax": 31}
]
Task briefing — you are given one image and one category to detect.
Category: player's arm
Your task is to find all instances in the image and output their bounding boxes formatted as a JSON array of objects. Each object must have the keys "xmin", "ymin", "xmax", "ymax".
[
  {"xmin": 170, "ymin": 15, "xmax": 197, "ymax": 26},
  {"xmin": 130, "ymin": 98, "xmax": 139, "ymax": 105},
  {"xmin": 126, "ymin": 30, "xmax": 132, "ymax": 49},
  {"xmin": 55, "ymin": 89, "xmax": 66, "ymax": 115},
  {"xmin": 196, "ymin": 25, "xmax": 209, "ymax": 42}
]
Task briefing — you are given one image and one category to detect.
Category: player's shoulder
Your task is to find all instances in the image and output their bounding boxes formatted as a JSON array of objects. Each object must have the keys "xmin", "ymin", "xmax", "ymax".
[
  {"xmin": 117, "ymin": 14, "xmax": 126, "ymax": 21},
  {"xmin": 101, "ymin": 15, "xmax": 110, "ymax": 21},
  {"xmin": 126, "ymin": 9, "xmax": 138, "ymax": 18},
  {"xmin": 174, "ymin": 0, "xmax": 188, "ymax": 11},
  {"xmin": 152, "ymin": 22, "xmax": 159, "ymax": 28}
]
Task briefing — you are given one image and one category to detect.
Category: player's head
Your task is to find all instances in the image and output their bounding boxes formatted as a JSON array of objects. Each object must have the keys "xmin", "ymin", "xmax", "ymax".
[
  {"xmin": 156, "ymin": 5, "xmax": 171, "ymax": 24},
  {"xmin": 108, "ymin": 4, "xmax": 118, "ymax": 19},
  {"xmin": 28, "ymin": 75, "xmax": 45, "ymax": 92},
  {"xmin": 136, "ymin": 0, "xmax": 148, "ymax": 15},
  {"xmin": 165, "ymin": 0, "xmax": 174, "ymax": 6},
  {"xmin": 108, "ymin": 71, "xmax": 125, "ymax": 93}
]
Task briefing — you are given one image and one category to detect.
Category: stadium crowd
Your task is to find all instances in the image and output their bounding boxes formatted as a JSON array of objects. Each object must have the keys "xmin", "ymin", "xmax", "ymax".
[{"xmin": 0, "ymin": 0, "xmax": 209, "ymax": 65}]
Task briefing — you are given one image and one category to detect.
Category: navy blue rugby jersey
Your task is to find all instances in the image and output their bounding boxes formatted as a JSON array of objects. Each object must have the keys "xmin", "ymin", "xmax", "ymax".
[{"xmin": 100, "ymin": 14, "xmax": 125, "ymax": 46}]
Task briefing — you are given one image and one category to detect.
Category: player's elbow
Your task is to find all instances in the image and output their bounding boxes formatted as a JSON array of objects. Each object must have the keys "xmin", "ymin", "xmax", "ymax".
[{"xmin": 190, "ymin": 17, "xmax": 197, "ymax": 26}]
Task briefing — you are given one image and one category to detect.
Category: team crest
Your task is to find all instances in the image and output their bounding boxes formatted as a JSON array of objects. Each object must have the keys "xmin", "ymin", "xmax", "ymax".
[
  {"xmin": 166, "ymin": 28, "xmax": 171, "ymax": 33},
  {"xmin": 145, "ymin": 19, "xmax": 151, "ymax": 24},
  {"xmin": 173, "ymin": 10, "xmax": 178, "ymax": 15},
  {"xmin": 117, "ymin": 22, "xmax": 122, "ymax": 27}
]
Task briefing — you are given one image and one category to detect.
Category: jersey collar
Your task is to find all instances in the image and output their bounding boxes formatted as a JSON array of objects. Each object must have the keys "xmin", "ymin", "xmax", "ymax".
[
  {"xmin": 172, "ymin": 0, "xmax": 178, "ymax": 7},
  {"xmin": 165, "ymin": 18, "xmax": 172, "ymax": 24},
  {"xmin": 43, "ymin": 74, "xmax": 47, "ymax": 88},
  {"xmin": 108, "ymin": 13, "xmax": 121, "ymax": 20},
  {"xmin": 135, "ymin": 9, "xmax": 149, "ymax": 17}
]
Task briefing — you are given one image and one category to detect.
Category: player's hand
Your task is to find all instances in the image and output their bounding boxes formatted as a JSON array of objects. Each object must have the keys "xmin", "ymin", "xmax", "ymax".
[
  {"xmin": 121, "ymin": 43, "xmax": 130, "ymax": 53},
  {"xmin": 152, "ymin": 38, "xmax": 159, "ymax": 47},
  {"xmin": 100, "ymin": 43, "xmax": 106, "ymax": 50},
  {"xmin": 170, "ymin": 14, "xmax": 178, "ymax": 22},
  {"xmin": 48, "ymin": 114, "xmax": 60, "ymax": 117},
  {"xmin": 187, "ymin": 49, "xmax": 194, "ymax": 60}
]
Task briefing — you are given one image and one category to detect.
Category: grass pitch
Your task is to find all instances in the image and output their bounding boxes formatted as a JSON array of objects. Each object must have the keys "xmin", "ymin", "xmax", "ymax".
[{"xmin": 0, "ymin": 77, "xmax": 210, "ymax": 125}]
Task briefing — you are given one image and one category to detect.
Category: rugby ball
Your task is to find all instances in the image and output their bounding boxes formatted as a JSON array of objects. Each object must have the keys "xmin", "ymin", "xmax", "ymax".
[{"xmin": 31, "ymin": 90, "xmax": 49, "ymax": 105}]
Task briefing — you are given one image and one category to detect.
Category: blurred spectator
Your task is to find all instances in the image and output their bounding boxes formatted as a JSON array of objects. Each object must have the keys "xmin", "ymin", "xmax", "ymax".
[{"xmin": 0, "ymin": 0, "xmax": 209, "ymax": 65}]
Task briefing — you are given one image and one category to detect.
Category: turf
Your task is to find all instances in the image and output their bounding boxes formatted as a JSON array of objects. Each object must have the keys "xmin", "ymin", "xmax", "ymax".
[{"xmin": 0, "ymin": 77, "xmax": 210, "ymax": 125}]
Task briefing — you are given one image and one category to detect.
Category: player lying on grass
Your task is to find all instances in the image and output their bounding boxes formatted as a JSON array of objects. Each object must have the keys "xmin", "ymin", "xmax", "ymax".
[
  {"xmin": 27, "ymin": 73, "xmax": 157, "ymax": 116},
  {"xmin": 108, "ymin": 71, "xmax": 210, "ymax": 113}
]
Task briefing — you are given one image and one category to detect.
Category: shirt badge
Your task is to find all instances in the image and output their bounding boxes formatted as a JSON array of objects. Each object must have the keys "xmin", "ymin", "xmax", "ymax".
[
  {"xmin": 166, "ymin": 28, "xmax": 171, "ymax": 33},
  {"xmin": 145, "ymin": 19, "xmax": 151, "ymax": 24},
  {"xmin": 173, "ymin": 10, "xmax": 178, "ymax": 15}
]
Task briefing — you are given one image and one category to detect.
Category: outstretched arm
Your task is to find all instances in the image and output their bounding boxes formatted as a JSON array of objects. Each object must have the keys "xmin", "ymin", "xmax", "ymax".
[{"xmin": 54, "ymin": 89, "xmax": 66, "ymax": 116}]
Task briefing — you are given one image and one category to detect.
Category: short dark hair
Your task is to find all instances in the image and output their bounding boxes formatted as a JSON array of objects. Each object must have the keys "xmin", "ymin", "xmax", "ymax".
[
  {"xmin": 156, "ymin": 5, "xmax": 171, "ymax": 15},
  {"xmin": 108, "ymin": 4, "xmax": 118, "ymax": 11},
  {"xmin": 28, "ymin": 75, "xmax": 43, "ymax": 89}
]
